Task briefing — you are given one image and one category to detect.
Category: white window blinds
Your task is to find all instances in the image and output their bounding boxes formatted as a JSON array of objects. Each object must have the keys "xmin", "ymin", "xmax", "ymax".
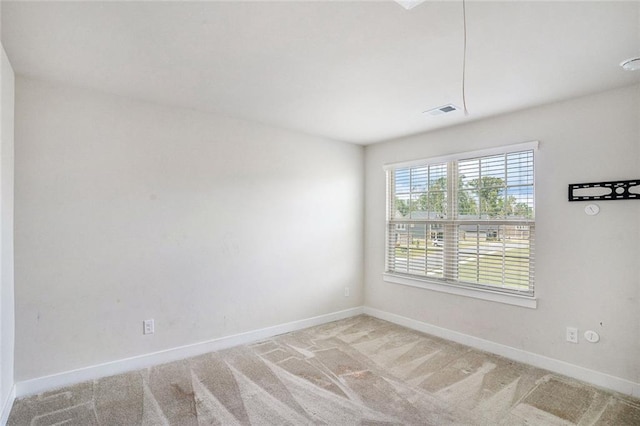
[{"xmin": 385, "ymin": 142, "xmax": 536, "ymax": 297}]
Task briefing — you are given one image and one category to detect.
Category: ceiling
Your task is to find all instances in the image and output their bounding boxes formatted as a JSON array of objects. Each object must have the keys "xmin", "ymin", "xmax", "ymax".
[{"xmin": 2, "ymin": 1, "xmax": 640, "ymax": 145}]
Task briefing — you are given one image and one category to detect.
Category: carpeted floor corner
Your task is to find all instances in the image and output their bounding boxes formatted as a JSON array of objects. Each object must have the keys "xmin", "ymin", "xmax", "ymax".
[{"xmin": 7, "ymin": 315, "xmax": 640, "ymax": 425}]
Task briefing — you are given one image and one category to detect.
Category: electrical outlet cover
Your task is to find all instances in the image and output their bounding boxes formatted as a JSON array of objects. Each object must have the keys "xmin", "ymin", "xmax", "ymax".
[
  {"xmin": 143, "ymin": 319, "xmax": 155, "ymax": 335},
  {"xmin": 584, "ymin": 330, "xmax": 600, "ymax": 343}
]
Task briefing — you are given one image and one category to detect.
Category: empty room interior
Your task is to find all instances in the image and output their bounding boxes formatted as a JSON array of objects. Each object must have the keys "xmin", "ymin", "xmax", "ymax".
[{"xmin": 0, "ymin": 0, "xmax": 639, "ymax": 425}]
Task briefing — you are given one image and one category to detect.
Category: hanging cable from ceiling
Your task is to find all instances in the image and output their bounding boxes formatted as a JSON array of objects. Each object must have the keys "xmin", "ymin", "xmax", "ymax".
[{"xmin": 461, "ymin": 0, "xmax": 469, "ymax": 116}]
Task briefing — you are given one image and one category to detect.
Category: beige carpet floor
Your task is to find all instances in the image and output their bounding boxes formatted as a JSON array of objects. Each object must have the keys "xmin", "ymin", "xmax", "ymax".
[{"xmin": 7, "ymin": 315, "xmax": 640, "ymax": 425}]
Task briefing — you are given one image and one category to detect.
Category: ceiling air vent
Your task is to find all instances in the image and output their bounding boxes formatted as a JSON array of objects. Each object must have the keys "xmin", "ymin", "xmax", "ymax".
[{"xmin": 423, "ymin": 104, "xmax": 460, "ymax": 117}]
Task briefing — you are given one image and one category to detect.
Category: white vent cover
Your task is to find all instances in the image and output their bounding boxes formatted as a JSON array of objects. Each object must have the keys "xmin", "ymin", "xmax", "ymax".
[{"xmin": 423, "ymin": 104, "xmax": 460, "ymax": 116}]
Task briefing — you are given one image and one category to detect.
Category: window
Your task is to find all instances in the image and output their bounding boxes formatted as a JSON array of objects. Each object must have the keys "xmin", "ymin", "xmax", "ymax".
[{"xmin": 385, "ymin": 142, "xmax": 536, "ymax": 302}]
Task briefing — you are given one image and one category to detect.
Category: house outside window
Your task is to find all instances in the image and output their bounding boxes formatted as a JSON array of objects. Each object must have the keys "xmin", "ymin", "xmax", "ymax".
[{"xmin": 384, "ymin": 142, "xmax": 537, "ymax": 299}]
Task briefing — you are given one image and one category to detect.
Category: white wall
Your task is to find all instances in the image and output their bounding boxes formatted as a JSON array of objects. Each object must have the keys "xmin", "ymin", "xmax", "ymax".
[
  {"xmin": 10, "ymin": 73, "xmax": 640, "ymax": 393},
  {"xmin": 14, "ymin": 77, "xmax": 364, "ymax": 381},
  {"xmin": 0, "ymin": 45, "xmax": 16, "ymax": 416},
  {"xmin": 365, "ymin": 84, "xmax": 640, "ymax": 385}
]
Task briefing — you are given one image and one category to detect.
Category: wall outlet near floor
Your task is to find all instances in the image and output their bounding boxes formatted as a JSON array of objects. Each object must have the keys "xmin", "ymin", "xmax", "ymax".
[
  {"xmin": 566, "ymin": 327, "xmax": 578, "ymax": 343},
  {"xmin": 344, "ymin": 287, "xmax": 350, "ymax": 297},
  {"xmin": 584, "ymin": 330, "xmax": 600, "ymax": 343},
  {"xmin": 143, "ymin": 319, "xmax": 155, "ymax": 335}
]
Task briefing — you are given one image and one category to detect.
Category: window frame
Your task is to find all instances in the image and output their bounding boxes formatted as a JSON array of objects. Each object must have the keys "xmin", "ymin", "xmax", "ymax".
[{"xmin": 383, "ymin": 141, "xmax": 538, "ymax": 309}]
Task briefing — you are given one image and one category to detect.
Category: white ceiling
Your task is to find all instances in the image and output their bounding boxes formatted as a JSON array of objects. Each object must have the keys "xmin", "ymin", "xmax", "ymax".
[{"xmin": 3, "ymin": 1, "xmax": 640, "ymax": 145}]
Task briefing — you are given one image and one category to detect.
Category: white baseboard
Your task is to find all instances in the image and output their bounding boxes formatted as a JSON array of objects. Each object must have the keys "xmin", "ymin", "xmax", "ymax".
[
  {"xmin": 15, "ymin": 307, "xmax": 364, "ymax": 399},
  {"xmin": 13, "ymin": 305, "xmax": 640, "ymax": 403},
  {"xmin": 1, "ymin": 385, "xmax": 16, "ymax": 426},
  {"xmin": 364, "ymin": 307, "xmax": 640, "ymax": 398}
]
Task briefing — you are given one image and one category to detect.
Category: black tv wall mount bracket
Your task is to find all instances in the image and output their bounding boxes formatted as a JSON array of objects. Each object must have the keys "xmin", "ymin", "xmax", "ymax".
[{"xmin": 568, "ymin": 179, "xmax": 640, "ymax": 201}]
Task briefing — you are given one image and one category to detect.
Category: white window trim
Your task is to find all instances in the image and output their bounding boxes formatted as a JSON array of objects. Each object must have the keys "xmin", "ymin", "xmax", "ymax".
[
  {"xmin": 383, "ymin": 273, "xmax": 537, "ymax": 309},
  {"xmin": 383, "ymin": 141, "xmax": 539, "ymax": 308},
  {"xmin": 383, "ymin": 141, "xmax": 539, "ymax": 171}
]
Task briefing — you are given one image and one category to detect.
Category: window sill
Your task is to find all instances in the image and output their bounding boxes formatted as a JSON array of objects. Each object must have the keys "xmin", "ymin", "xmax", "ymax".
[{"xmin": 382, "ymin": 273, "xmax": 537, "ymax": 309}]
